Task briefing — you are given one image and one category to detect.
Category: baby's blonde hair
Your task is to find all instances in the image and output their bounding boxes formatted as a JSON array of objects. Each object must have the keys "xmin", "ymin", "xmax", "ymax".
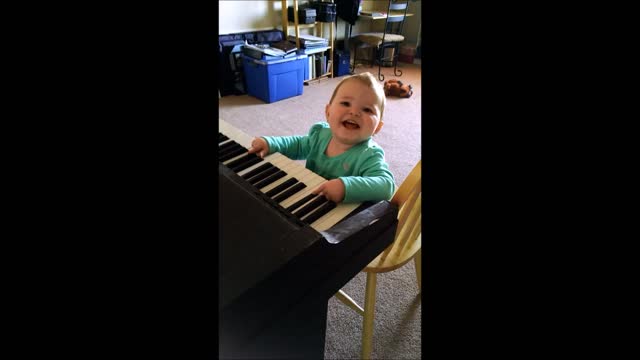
[{"xmin": 328, "ymin": 72, "xmax": 386, "ymax": 121}]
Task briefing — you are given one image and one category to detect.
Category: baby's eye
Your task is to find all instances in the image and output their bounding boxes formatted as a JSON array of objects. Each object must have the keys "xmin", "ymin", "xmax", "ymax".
[
  {"xmin": 363, "ymin": 108, "xmax": 373, "ymax": 113},
  {"xmin": 340, "ymin": 101, "xmax": 350, "ymax": 107}
]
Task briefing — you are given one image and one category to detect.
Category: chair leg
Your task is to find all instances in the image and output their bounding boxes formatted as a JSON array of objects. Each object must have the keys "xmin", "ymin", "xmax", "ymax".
[
  {"xmin": 334, "ymin": 290, "xmax": 364, "ymax": 316},
  {"xmin": 414, "ymin": 249, "xmax": 422, "ymax": 292},
  {"xmin": 375, "ymin": 46, "xmax": 384, "ymax": 81},
  {"xmin": 361, "ymin": 272, "xmax": 377, "ymax": 359},
  {"xmin": 371, "ymin": 47, "xmax": 375, "ymax": 68},
  {"xmin": 393, "ymin": 44, "xmax": 403, "ymax": 77},
  {"xmin": 352, "ymin": 43, "xmax": 358, "ymax": 73},
  {"xmin": 352, "ymin": 46, "xmax": 356, "ymax": 72}
]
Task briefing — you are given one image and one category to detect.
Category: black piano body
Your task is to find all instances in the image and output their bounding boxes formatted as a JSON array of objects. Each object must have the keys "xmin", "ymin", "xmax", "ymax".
[{"xmin": 219, "ymin": 163, "xmax": 398, "ymax": 359}]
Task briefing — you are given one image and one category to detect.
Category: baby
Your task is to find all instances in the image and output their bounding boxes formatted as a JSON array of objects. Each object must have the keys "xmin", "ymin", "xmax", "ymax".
[{"xmin": 248, "ymin": 72, "xmax": 396, "ymax": 204}]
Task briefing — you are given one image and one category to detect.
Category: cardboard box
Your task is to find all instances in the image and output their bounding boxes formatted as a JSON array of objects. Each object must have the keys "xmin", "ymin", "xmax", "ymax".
[
  {"xmin": 242, "ymin": 55, "xmax": 308, "ymax": 103},
  {"xmin": 398, "ymin": 53, "xmax": 414, "ymax": 64},
  {"xmin": 399, "ymin": 45, "xmax": 417, "ymax": 56}
]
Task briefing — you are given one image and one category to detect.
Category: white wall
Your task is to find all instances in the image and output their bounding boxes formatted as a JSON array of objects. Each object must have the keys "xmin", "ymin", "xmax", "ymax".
[
  {"xmin": 219, "ymin": 0, "xmax": 285, "ymax": 35},
  {"xmin": 403, "ymin": 0, "xmax": 421, "ymax": 48}
]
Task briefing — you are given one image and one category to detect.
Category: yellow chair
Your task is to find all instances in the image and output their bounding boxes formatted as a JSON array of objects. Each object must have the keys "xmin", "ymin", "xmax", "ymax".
[{"xmin": 334, "ymin": 160, "xmax": 421, "ymax": 359}]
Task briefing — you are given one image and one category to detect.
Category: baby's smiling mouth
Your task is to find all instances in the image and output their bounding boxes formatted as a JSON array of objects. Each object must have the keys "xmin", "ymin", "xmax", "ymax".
[{"xmin": 342, "ymin": 120, "xmax": 360, "ymax": 130}]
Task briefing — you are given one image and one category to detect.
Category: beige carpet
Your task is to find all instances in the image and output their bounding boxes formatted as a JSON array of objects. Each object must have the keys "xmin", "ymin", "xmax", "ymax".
[{"xmin": 219, "ymin": 62, "xmax": 422, "ymax": 359}]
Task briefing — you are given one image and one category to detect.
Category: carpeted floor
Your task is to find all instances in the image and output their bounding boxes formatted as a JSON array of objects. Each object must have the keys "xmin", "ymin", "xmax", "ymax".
[{"xmin": 219, "ymin": 61, "xmax": 422, "ymax": 359}]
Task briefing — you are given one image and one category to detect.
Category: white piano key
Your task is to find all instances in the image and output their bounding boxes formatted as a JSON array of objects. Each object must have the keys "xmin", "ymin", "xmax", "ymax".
[
  {"xmin": 250, "ymin": 156, "xmax": 296, "ymax": 186},
  {"xmin": 242, "ymin": 156, "xmax": 290, "ymax": 183},
  {"xmin": 219, "ymin": 138, "xmax": 233, "ymax": 147},
  {"xmin": 259, "ymin": 160, "xmax": 309, "ymax": 194},
  {"xmin": 222, "ymin": 151, "xmax": 250, "ymax": 165},
  {"xmin": 236, "ymin": 152, "xmax": 282, "ymax": 173},
  {"xmin": 218, "ymin": 138, "xmax": 244, "ymax": 151},
  {"xmin": 279, "ymin": 174, "xmax": 327, "ymax": 208},
  {"xmin": 309, "ymin": 203, "xmax": 361, "ymax": 232},
  {"xmin": 220, "ymin": 121, "xmax": 254, "ymax": 147},
  {"xmin": 236, "ymin": 153, "xmax": 285, "ymax": 177},
  {"xmin": 271, "ymin": 171, "xmax": 322, "ymax": 206},
  {"xmin": 259, "ymin": 153, "xmax": 289, "ymax": 168},
  {"xmin": 272, "ymin": 168, "xmax": 314, "ymax": 202}
]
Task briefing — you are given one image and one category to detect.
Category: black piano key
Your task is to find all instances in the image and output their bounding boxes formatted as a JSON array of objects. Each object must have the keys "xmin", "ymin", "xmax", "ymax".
[
  {"xmin": 254, "ymin": 170, "xmax": 286, "ymax": 190},
  {"xmin": 265, "ymin": 178, "xmax": 298, "ymax": 198},
  {"xmin": 220, "ymin": 140, "xmax": 244, "ymax": 151},
  {"xmin": 292, "ymin": 196, "xmax": 329, "ymax": 219},
  {"xmin": 219, "ymin": 143, "xmax": 244, "ymax": 157},
  {"xmin": 241, "ymin": 163, "xmax": 273, "ymax": 180},
  {"xmin": 231, "ymin": 156, "xmax": 263, "ymax": 173},
  {"xmin": 218, "ymin": 145, "xmax": 242, "ymax": 160},
  {"xmin": 219, "ymin": 140, "xmax": 239, "ymax": 151},
  {"xmin": 286, "ymin": 193, "xmax": 319, "ymax": 213},
  {"xmin": 219, "ymin": 147, "xmax": 247, "ymax": 162},
  {"xmin": 225, "ymin": 153, "xmax": 258, "ymax": 170},
  {"xmin": 272, "ymin": 182, "xmax": 307, "ymax": 203},
  {"xmin": 248, "ymin": 166, "xmax": 279, "ymax": 185},
  {"xmin": 302, "ymin": 201, "xmax": 337, "ymax": 225},
  {"xmin": 219, "ymin": 134, "xmax": 229, "ymax": 143}
]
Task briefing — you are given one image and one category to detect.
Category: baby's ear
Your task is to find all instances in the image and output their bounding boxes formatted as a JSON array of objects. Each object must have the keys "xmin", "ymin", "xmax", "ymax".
[
  {"xmin": 374, "ymin": 120, "xmax": 384, "ymax": 134},
  {"xmin": 325, "ymin": 103, "xmax": 331, "ymax": 119}
]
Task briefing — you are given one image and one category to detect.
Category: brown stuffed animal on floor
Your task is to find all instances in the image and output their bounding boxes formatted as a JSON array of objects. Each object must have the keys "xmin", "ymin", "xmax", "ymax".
[{"xmin": 383, "ymin": 79, "xmax": 413, "ymax": 98}]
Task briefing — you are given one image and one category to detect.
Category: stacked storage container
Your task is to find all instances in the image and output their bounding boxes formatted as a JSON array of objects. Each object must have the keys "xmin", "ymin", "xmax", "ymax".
[
  {"xmin": 242, "ymin": 54, "xmax": 309, "ymax": 103},
  {"xmin": 310, "ymin": 1, "xmax": 336, "ymax": 22}
]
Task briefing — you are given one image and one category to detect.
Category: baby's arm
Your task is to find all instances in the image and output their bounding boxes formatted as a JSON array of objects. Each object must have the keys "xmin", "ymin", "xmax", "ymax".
[
  {"xmin": 312, "ymin": 173, "xmax": 395, "ymax": 204},
  {"xmin": 312, "ymin": 152, "xmax": 396, "ymax": 203},
  {"xmin": 248, "ymin": 123, "xmax": 324, "ymax": 160},
  {"xmin": 340, "ymin": 175, "xmax": 396, "ymax": 203},
  {"xmin": 338, "ymin": 151, "xmax": 396, "ymax": 203}
]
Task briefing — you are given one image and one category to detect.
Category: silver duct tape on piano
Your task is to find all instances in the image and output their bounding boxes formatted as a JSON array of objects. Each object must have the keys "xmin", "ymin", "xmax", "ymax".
[{"xmin": 320, "ymin": 200, "xmax": 395, "ymax": 244}]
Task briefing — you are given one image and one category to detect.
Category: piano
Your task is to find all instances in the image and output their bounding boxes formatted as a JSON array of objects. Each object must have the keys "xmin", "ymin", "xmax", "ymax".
[{"xmin": 219, "ymin": 120, "xmax": 398, "ymax": 359}]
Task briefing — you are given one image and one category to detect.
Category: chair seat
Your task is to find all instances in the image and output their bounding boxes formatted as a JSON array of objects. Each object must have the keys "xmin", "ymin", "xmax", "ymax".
[
  {"xmin": 364, "ymin": 233, "xmax": 421, "ymax": 273},
  {"xmin": 355, "ymin": 32, "xmax": 405, "ymax": 47}
]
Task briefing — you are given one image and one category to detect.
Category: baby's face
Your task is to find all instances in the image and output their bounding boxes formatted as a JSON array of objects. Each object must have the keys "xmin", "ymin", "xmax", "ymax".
[{"xmin": 325, "ymin": 80, "xmax": 383, "ymax": 147}]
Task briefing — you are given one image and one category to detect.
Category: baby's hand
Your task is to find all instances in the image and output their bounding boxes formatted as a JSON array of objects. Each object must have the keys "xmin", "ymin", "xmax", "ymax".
[
  {"xmin": 313, "ymin": 179, "xmax": 345, "ymax": 203},
  {"xmin": 248, "ymin": 137, "xmax": 269, "ymax": 158}
]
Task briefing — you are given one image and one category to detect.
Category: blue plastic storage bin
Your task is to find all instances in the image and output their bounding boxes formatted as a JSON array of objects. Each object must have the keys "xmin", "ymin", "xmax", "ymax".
[
  {"xmin": 242, "ymin": 54, "xmax": 308, "ymax": 103},
  {"xmin": 334, "ymin": 51, "xmax": 351, "ymax": 77}
]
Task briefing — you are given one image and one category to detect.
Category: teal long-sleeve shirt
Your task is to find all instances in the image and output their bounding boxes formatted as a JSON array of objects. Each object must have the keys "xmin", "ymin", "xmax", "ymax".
[{"xmin": 263, "ymin": 122, "xmax": 396, "ymax": 203}]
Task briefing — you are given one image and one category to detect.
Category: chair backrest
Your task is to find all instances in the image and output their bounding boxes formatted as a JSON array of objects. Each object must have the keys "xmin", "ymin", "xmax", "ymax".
[
  {"xmin": 391, "ymin": 160, "xmax": 421, "ymax": 249},
  {"xmin": 365, "ymin": 160, "xmax": 421, "ymax": 273},
  {"xmin": 384, "ymin": 1, "xmax": 409, "ymax": 34}
]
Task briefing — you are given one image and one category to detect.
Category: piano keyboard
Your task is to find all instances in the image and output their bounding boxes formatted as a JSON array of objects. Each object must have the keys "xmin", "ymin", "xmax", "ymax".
[{"xmin": 219, "ymin": 119, "xmax": 361, "ymax": 232}]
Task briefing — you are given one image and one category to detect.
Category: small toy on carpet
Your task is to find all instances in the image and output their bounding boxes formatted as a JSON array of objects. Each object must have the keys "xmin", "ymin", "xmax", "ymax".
[{"xmin": 383, "ymin": 79, "xmax": 413, "ymax": 98}]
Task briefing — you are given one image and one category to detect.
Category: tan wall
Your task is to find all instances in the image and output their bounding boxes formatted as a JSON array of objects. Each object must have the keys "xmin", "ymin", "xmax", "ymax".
[{"xmin": 219, "ymin": 0, "xmax": 421, "ymax": 48}]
